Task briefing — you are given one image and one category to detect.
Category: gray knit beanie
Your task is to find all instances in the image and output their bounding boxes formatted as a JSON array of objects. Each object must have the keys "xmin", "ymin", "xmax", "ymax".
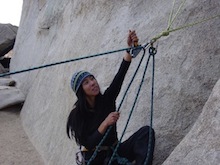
[{"xmin": 71, "ymin": 71, "xmax": 93, "ymax": 93}]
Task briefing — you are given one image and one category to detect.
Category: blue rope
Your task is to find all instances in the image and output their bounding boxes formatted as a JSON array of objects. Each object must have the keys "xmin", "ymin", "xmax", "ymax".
[
  {"xmin": 108, "ymin": 48, "xmax": 152, "ymax": 165},
  {"xmin": 87, "ymin": 45, "xmax": 147, "ymax": 165},
  {"xmin": 0, "ymin": 46, "xmax": 137, "ymax": 78},
  {"xmin": 144, "ymin": 47, "xmax": 156, "ymax": 165},
  {"xmin": 88, "ymin": 44, "xmax": 157, "ymax": 165},
  {"xmin": 117, "ymin": 44, "xmax": 149, "ymax": 112},
  {"xmin": 1, "ymin": 41, "xmax": 156, "ymax": 164}
]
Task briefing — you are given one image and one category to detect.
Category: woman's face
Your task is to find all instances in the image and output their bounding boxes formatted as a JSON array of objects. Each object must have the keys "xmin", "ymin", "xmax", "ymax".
[{"xmin": 82, "ymin": 75, "xmax": 100, "ymax": 97}]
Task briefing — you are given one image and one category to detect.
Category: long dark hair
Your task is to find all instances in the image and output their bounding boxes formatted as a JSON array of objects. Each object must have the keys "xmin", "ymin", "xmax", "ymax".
[
  {"xmin": 66, "ymin": 85, "xmax": 101, "ymax": 145},
  {"xmin": 66, "ymin": 86, "xmax": 87, "ymax": 144}
]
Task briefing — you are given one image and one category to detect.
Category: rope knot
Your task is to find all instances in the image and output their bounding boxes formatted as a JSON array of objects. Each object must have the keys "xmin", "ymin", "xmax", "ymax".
[{"xmin": 161, "ymin": 31, "xmax": 169, "ymax": 36}]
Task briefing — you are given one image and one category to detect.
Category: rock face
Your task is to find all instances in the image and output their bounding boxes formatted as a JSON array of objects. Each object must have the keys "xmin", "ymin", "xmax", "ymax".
[
  {"xmin": 0, "ymin": 24, "xmax": 18, "ymax": 57},
  {"xmin": 162, "ymin": 79, "xmax": 220, "ymax": 165},
  {"xmin": 0, "ymin": 78, "xmax": 25, "ymax": 109},
  {"xmin": 0, "ymin": 63, "xmax": 8, "ymax": 73},
  {"xmin": 10, "ymin": 0, "xmax": 220, "ymax": 165}
]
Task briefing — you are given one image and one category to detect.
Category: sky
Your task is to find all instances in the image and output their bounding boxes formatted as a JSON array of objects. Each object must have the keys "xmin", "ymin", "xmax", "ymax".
[{"xmin": 0, "ymin": 0, "xmax": 23, "ymax": 26}]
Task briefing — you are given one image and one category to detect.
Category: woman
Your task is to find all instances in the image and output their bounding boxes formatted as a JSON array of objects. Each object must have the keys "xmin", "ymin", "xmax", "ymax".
[{"xmin": 67, "ymin": 30, "xmax": 155, "ymax": 165}]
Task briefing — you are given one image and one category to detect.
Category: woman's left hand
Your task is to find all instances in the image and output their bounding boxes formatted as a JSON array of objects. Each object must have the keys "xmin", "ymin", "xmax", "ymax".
[{"xmin": 98, "ymin": 112, "xmax": 120, "ymax": 134}]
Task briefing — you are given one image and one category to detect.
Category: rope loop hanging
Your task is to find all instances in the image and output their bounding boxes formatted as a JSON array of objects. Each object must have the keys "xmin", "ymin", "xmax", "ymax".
[
  {"xmin": 107, "ymin": 45, "xmax": 157, "ymax": 165},
  {"xmin": 87, "ymin": 45, "xmax": 147, "ymax": 165},
  {"xmin": 87, "ymin": 44, "xmax": 158, "ymax": 165}
]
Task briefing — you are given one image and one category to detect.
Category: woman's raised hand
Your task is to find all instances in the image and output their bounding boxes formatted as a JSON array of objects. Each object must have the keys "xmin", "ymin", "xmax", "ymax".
[
  {"xmin": 124, "ymin": 30, "xmax": 139, "ymax": 62},
  {"xmin": 127, "ymin": 30, "xmax": 139, "ymax": 47}
]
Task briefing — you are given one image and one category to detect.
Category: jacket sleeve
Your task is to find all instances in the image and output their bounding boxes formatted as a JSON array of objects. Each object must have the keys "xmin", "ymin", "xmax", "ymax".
[
  {"xmin": 80, "ymin": 60, "xmax": 131, "ymax": 149},
  {"xmin": 80, "ymin": 130, "xmax": 103, "ymax": 150},
  {"xmin": 104, "ymin": 59, "xmax": 131, "ymax": 101}
]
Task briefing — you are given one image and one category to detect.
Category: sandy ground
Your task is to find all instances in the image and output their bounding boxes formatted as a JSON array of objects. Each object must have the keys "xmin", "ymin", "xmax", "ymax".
[{"xmin": 0, "ymin": 105, "xmax": 44, "ymax": 165}]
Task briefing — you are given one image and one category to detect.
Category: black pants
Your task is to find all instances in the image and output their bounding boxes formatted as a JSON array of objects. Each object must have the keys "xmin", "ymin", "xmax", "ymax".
[
  {"xmin": 118, "ymin": 126, "xmax": 155, "ymax": 165},
  {"xmin": 84, "ymin": 126, "xmax": 155, "ymax": 165}
]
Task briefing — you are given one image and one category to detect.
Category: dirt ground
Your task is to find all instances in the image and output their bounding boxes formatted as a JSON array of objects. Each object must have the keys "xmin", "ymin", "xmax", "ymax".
[{"xmin": 0, "ymin": 105, "xmax": 44, "ymax": 165}]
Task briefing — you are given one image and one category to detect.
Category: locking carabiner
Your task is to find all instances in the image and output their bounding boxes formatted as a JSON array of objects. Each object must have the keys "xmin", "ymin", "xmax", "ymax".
[{"xmin": 149, "ymin": 46, "xmax": 157, "ymax": 56}]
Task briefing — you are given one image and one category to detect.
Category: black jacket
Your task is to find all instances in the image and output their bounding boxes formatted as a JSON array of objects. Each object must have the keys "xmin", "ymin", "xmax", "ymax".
[{"xmin": 80, "ymin": 59, "xmax": 131, "ymax": 150}]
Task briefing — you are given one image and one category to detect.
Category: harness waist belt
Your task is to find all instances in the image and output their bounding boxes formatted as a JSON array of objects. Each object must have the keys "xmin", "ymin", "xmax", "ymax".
[
  {"xmin": 82, "ymin": 146, "xmax": 110, "ymax": 152},
  {"xmin": 82, "ymin": 140, "xmax": 118, "ymax": 152}
]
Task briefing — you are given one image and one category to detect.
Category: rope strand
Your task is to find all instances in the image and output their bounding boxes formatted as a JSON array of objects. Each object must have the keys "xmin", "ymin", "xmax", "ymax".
[
  {"xmin": 167, "ymin": 0, "xmax": 176, "ymax": 30},
  {"xmin": 1, "ymin": 12, "xmax": 218, "ymax": 78},
  {"xmin": 167, "ymin": 0, "xmax": 187, "ymax": 30},
  {"xmin": 144, "ymin": 48, "xmax": 156, "ymax": 165},
  {"xmin": 0, "ymin": 47, "xmax": 130, "ymax": 78},
  {"xmin": 108, "ymin": 48, "xmax": 152, "ymax": 165},
  {"xmin": 151, "ymin": 14, "xmax": 219, "ymax": 43},
  {"xmin": 87, "ymin": 46, "xmax": 147, "ymax": 165}
]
